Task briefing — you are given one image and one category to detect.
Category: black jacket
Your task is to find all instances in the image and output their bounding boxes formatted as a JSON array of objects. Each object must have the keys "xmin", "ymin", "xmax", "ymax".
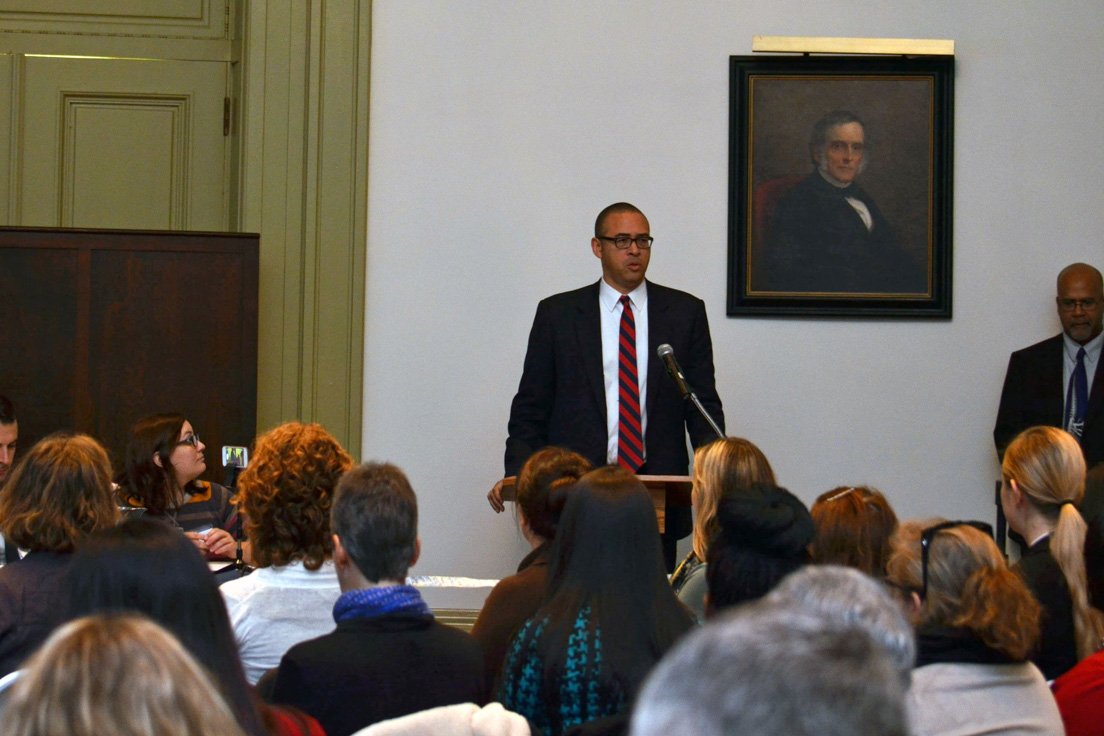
[
  {"xmin": 504, "ymin": 280, "xmax": 724, "ymax": 477},
  {"xmin": 271, "ymin": 612, "xmax": 485, "ymax": 736}
]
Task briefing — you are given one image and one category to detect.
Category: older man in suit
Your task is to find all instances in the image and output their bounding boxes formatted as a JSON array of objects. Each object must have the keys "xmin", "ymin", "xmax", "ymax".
[
  {"xmin": 995, "ymin": 263, "xmax": 1104, "ymax": 468},
  {"xmin": 489, "ymin": 203, "xmax": 724, "ymax": 568}
]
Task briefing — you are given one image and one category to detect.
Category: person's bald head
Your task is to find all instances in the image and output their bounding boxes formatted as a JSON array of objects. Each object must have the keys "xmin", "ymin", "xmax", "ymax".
[{"xmin": 1056, "ymin": 263, "xmax": 1103, "ymax": 345}]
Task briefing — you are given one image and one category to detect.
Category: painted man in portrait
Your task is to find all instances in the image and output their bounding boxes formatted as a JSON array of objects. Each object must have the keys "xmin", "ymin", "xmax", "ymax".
[{"xmin": 763, "ymin": 110, "xmax": 926, "ymax": 295}]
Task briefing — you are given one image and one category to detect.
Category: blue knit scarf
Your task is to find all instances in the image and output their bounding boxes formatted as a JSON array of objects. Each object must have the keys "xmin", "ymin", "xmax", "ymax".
[{"xmin": 332, "ymin": 584, "xmax": 432, "ymax": 623}]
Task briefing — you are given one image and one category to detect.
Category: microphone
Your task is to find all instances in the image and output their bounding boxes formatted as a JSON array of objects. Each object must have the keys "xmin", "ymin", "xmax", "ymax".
[
  {"xmin": 656, "ymin": 344, "xmax": 726, "ymax": 441},
  {"xmin": 657, "ymin": 344, "xmax": 692, "ymax": 400}
]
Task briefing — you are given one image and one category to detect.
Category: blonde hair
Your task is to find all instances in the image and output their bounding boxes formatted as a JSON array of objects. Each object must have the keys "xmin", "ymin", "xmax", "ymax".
[
  {"xmin": 886, "ymin": 519, "xmax": 1041, "ymax": 661},
  {"xmin": 0, "ymin": 613, "xmax": 247, "ymax": 736},
  {"xmin": 1002, "ymin": 426, "xmax": 1104, "ymax": 659},
  {"xmin": 691, "ymin": 437, "xmax": 775, "ymax": 561}
]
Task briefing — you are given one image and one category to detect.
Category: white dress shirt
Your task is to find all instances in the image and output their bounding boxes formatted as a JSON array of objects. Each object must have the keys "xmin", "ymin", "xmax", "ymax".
[{"xmin": 599, "ymin": 279, "xmax": 648, "ymax": 466}]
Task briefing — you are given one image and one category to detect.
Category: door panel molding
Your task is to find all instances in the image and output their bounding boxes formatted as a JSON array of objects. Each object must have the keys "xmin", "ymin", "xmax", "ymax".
[
  {"xmin": 61, "ymin": 92, "xmax": 191, "ymax": 228},
  {"xmin": 0, "ymin": 0, "xmax": 226, "ymax": 39}
]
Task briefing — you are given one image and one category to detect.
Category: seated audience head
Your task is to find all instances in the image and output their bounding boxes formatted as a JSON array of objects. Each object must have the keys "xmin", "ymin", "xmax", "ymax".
[
  {"xmin": 117, "ymin": 413, "xmax": 206, "ymax": 515},
  {"xmin": 705, "ymin": 483, "xmax": 814, "ymax": 615},
  {"xmin": 630, "ymin": 600, "xmax": 909, "ymax": 736},
  {"xmin": 765, "ymin": 565, "xmax": 915, "ymax": 682},
  {"xmin": 331, "ymin": 462, "xmax": 420, "ymax": 588},
  {"xmin": 67, "ymin": 518, "xmax": 263, "ymax": 736},
  {"xmin": 514, "ymin": 447, "xmax": 590, "ymax": 546},
  {"xmin": 0, "ymin": 432, "xmax": 118, "ymax": 552},
  {"xmin": 1001, "ymin": 426, "xmax": 1102, "ymax": 658},
  {"xmin": 690, "ymin": 437, "xmax": 775, "ymax": 562},
  {"xmin": 886, "ymin": 518, "xmax": 1040, "ymax": 661},
  {"xmin": 236, "ymin": 421, "xmax": 352, "ymax": 570},
  {"xmin": 0, "ymin": 613, "xmax": 247, "ymax": 736},
  {"xmin": 809, "ymin": 486, "xmax": 898, "ymax": 578},
  {"xmin": 0, "ymin": 394, "xmax": 16, "ymax": 484},
  {"xmin": 540, "ymin": 467, "xmax": 693, "ymax": 684}
]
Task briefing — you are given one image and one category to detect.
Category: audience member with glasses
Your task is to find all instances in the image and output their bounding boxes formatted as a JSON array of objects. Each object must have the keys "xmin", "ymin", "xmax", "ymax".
[
  {"xmin": 1001, "ymin": 425, "xmax": 1104, "ymax": 680},
  {"xmin": 115, "ymin": 413, "xmax": 241, "ymax": 560},
  {"xmin": 886, "ymin": 518, "xmax": 1064, "ymax": 736}
]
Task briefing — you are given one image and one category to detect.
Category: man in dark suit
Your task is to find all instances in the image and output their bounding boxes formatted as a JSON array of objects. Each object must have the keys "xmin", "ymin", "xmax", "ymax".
[
  {"xmin": 272, "ymin": 462, "xmax": 484, "ymax": 736},
  {"xmin": 994, "ymin": 263, "xmax": 1104, "ymax": 469},
  {"xmin": 488, "ymin": 203, "xmax": 724, "ymax": 568}
]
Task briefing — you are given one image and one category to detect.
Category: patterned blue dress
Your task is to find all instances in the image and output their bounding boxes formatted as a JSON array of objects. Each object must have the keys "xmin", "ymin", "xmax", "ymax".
[{"xmin": 496, "ymin": 606, "xmax": 625, "ymax": 735}]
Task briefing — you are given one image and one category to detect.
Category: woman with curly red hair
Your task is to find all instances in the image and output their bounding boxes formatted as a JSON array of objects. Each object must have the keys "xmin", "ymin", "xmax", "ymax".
[{"xmin": 219, "ymin": 422, "xmax": 353, "ymax": 683}]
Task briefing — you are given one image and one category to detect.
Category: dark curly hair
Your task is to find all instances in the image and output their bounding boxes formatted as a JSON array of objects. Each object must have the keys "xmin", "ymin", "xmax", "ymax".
[{"xmin": 236, "ymin": 422, "xmax": 353, "ymax": 570}]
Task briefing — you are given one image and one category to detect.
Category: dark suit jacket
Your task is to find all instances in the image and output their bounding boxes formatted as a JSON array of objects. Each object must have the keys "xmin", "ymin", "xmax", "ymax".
[
  {"xmin": 994, "ymin": 334, "xmax": 1104, "ymax": 467},
  {"xmin": 270, "ymin": 613, "xmax": 485, "ymax": 736},
  {"xmin": 764, "ymin": 171, "xmax": 925, "ymax": 294},
  {"xmin": 504, "ymin": 280, "xmax": 724, "ymax": 478}
]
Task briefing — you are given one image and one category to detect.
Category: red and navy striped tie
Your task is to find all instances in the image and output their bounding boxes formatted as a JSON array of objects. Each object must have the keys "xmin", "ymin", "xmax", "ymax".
[{"xmin": 617, "ymin": 295, "xmax": 644, "ymax": 472}]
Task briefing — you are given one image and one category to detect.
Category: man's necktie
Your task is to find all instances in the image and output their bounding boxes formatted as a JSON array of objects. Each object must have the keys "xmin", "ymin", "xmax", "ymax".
[
  {"xmin": 1067, "ymin": 347, "xmax": 1089, "ymax": 439},
  {"xmin": 617, "ymin": 295, "xmax": 644, "ymax": 471}
]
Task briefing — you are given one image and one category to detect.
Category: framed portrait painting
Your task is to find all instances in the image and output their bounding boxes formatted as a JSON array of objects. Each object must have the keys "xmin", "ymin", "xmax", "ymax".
[{"xmin": 727, "ymin": 55, "xmax": 954, "ymax": 317}]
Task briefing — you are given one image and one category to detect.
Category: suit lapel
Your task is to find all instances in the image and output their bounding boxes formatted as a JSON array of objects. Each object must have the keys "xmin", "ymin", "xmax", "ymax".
[
  {"xmin": 1039, "ymin": 336, "xmax": 1066, "ymax": 425},
  {"xmin": 645, "ymin": 282, "xmax": 669, "ymax": 415},
  {"xmin": 1086, "ymin": 346, "xmax": 1104, "ymax": 432},
  {"xmin": 575, "ymin": 282, "xmax": 606, "ymax": 418}
]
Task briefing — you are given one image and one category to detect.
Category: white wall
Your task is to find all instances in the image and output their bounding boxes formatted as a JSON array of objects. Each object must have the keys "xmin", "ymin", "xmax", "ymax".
[{"xmin": 364, "ymin": 1, "xmax": 1104, "ymax": 579}]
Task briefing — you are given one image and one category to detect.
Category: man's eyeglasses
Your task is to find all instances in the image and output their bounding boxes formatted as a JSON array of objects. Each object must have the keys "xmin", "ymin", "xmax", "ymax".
[
  {"xmin": 597, "ymin": 235, "xmax": 654, "ymax": 250},
  {"xmin": 919, "ymin": 520, "xmax": 994, "ymax": 599},
  {"xmin": 1058, "ymin": 298, "xmax": 1099, "ymax": 312},
  {"xmin": 176, "ymin": 434, "xmax": 201, "ymax": 449}
]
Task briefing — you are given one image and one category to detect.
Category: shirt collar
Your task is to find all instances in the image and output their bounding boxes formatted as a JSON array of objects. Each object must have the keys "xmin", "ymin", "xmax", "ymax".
[
  {"xmin": 599, "ymin": 278, "xmax": 648, "ymax": 312},
  {"xmin": 1029, "ymin": 531, "xmax": 1051, "ymax": 548},
  {"xmin": 1063, "ymin": 329, "xmax": 1104, "ymax": 361}
]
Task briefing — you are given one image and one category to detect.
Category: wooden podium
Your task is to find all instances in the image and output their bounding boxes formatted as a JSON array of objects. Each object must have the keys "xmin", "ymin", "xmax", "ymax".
[{"xmin": 500, "ymin": 475, "xmax": 691, "ymax": 533}]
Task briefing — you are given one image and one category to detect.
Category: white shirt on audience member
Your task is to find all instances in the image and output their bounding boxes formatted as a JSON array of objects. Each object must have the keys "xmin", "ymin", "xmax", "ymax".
[{"xmin": 221, "ymin": 559, "xmax": 341, "ymax": 684}]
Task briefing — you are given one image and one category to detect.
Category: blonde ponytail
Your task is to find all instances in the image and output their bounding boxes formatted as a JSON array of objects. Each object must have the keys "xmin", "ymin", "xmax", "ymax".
[
  {"xmin": 1003, "ymin": 426, "xmax": 1104, "ymax": 660},
  {"xmin": 1051, "ymin": 503, "xmax": 1104, "ymax": 658}
]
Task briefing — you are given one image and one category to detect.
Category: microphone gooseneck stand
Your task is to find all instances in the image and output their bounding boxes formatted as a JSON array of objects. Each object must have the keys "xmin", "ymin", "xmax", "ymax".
[
  {"xmin": 214, "ymin": 463, "xmax": 251, "ymax": 579},
  {"xmin": 657, "ymin": 343, "xmax": 725, "ymax": 441}
]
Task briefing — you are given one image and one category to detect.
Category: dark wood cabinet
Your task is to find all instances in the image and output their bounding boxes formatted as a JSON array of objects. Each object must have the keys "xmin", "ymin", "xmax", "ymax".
[{"xmin": 0, "ymin": 227, "xmax": 258, "ymax": 479}]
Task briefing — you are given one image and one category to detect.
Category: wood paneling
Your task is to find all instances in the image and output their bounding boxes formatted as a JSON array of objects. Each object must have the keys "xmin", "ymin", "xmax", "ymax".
[{"xmin": 0, "ymin": 227, "xmax": 257, "ymax": 476}]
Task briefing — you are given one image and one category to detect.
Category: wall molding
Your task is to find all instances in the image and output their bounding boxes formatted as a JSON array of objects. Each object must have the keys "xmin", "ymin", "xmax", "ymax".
[{"xmin": 238, "ymin": 0, "xmax": 368, "ymax": 455}]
